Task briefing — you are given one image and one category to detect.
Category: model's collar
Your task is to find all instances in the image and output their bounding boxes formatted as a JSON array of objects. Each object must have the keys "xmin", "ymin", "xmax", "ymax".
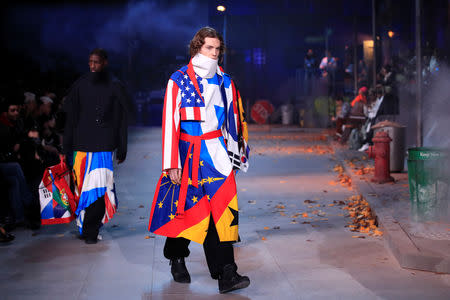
[{"xmin": 191, "ymin": 53, "xmax": 218, "ymax": 79}]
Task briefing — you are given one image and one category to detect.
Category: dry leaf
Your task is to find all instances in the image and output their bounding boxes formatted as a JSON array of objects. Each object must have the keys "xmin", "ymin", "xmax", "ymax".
[
  {"xmin": 302, "ymin": 212, "xmax": 309, "ymax": 218},
  {"xmin": 264, "ymin": 226, "xmax": 270, "ymax": 230},
  {"xmin": 261, "ymin": 237, "xmax": 267, "ymax": 241},
  {"xmin": 352, "ymin": 235, "xmax": 366, "ymax": 239},
  {"xmin": 373, "ymin": 229, "xmax": 383, "ymax": 236}
]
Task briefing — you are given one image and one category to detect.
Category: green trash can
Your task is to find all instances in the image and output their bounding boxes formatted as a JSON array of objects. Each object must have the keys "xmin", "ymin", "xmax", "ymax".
[{"xmin": 407, "ymin": 147, "xmax": 450, "ymax": 222}]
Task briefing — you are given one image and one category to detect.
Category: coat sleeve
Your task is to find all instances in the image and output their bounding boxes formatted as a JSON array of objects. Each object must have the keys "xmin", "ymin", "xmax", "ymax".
[
  {"xmin": 116, "ymin": 82, "xmax": 132, "ymax": 161},
  {"xmin": 162, "ymin": 79, "xmax": 181, "ymax": 171}
]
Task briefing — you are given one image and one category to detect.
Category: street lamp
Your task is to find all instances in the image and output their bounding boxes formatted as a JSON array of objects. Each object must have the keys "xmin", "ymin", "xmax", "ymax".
[
  {"xmin": 217, "ymin": 5, "xmax": 227, "ymax": 69},
  {"xmin": 388, "ymin": 30, "xmax": 395, "ymax": 38}
]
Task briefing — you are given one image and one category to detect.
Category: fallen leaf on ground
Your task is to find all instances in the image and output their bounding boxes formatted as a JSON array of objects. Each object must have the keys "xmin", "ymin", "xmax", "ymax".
[
  {"xmin": 145, "ymin": 235, "xmax": 155, "ymax": 239},
  {"xmin": 138, "ymin": 205, "xmax": 144, "ymax": 208},
  {"xmin": 328, "ymin": 203, "xmax": 335, "ymax": 207},
  {"xmin": 248, "ymin": 200, "xmax": 256, "ymax": 204},
  {"xmin": 273, "ymin": 226, "xmax": 280, "ymax": 230},
  {"xmin": 261, "ymin": 237, "xmax": 267, "ymax": 241},
  {"xmin": 302, "ymin": 212, "xmax": 309, "ymax": 218},
  {"xmin": 290, "ymin": 220, "xmax": 298, "ymax": 224},
  {"xmin": 352, "ymin": 236, "xmax": 366, "ymax": 239},
  {"xmin": 373, "ymin": 229, "xmax": 383, "ymax": 236},
  {"xmin": 264, "ymin": 226, "xmax": 270, "ymax": 230},
  {"xmin": 304, "ymin": 200, "xmax": 316, "ymax": 204},
  {"xmin": 302, "ymin": 221, "xmax": 311, "ymax": 224}
]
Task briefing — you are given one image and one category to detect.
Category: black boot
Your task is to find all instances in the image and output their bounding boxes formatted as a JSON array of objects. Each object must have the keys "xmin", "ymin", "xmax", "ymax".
[
  {"xmin": 170, "ymin": 258, "xmax": 191, "ymax": 283},
  {"xmin": 218, "ymin": 264, "xmax": 250, "ymax": 294}
]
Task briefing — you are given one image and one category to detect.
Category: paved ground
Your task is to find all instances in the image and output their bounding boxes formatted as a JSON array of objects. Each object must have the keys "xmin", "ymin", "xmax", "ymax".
[
  {"xmin": 334, "ymin": 144, "xmax": 450, "ymax": 274},
  {"xmin": 1, "ymin": 126, "xmax": 450, "ymax": 300}
]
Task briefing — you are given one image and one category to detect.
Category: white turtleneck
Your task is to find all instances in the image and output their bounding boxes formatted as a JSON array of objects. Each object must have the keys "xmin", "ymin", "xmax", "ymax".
[{"xmin": 192, "ymin": 53, "xmax": 218, "ymax": 79}]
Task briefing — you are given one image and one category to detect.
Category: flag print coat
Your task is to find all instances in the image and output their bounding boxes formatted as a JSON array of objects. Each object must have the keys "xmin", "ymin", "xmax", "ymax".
[{"xmin": 148, "ymin": 61, "xmax": 249, "ymax": 244}]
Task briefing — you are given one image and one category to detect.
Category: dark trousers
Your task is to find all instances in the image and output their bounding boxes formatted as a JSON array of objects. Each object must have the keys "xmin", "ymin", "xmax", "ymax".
[
  {"xmin": 163, "ymin": 216, "xmax": 235, "ymax": 277},
  {"xmin": 82, "ymin": 196, "xmax": 105, "ymax": 239}
]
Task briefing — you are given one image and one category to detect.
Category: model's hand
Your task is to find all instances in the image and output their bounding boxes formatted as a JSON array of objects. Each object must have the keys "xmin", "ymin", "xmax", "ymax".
[{"xmin": 168, "ymin": 168, "xmax": 182, "ymax": 185}]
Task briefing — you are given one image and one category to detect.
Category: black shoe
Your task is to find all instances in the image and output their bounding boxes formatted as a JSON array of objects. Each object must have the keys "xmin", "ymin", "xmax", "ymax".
[
  {"xmin": 170, "ymin": 258, "xmax": 191, "ymax": 283},
  {"xmin": 218, "ymin": 264, "xmax": 250, "ymax": 294},
  {"xmin": 84, "ymin": 237, "xmax": 97, "ymax": 244},
  {"xmin": 0, "ymin": 227, "xmax": 15, "ymax": 243}
]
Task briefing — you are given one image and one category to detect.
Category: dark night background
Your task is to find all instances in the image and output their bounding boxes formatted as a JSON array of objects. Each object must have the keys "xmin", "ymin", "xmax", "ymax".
[{"xmin": 1, "ymin": 0, "xmax": 450, "ymax": 127}]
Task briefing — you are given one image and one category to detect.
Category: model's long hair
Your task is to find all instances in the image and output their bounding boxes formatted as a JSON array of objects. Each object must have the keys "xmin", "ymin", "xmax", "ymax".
[{"xmin": 189, "ymin": 27, "xmax": 225, "ymax": 63}]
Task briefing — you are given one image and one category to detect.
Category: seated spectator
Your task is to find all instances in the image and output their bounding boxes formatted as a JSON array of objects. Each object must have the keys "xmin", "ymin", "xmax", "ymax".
[
  {"xmin": 331, "ymin": 95, "xmax": 350, "ymax": 138},
  {"xmin": 0, "ymin": 98, "xmax": 24, "ymax": 160},
  {"xmin": 22, "ymin": 92, "xmax": 38, "ymax": 130},
  {"xmin": 36, "ymin": 96, "xmax": 53, "ymax": 130},
  {"xmin": 340, "ymin": 87, "xmax": 368, "ymax": 144},
  {"xmin": 350, "ymin": 86, "xmax": 368, "ymax": 107},
  {"xmin": 1, "ymin": 97, "xmax": 40, "ymax": 230},
  {"xmin": 358, "ymin": 85, "xmax": 385, "ymax": 151}
]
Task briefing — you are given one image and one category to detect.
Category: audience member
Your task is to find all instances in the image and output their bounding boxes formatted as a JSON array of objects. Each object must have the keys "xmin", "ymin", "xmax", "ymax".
[{"xmin": 332, "ymin": 95, "xmax": 350, "ymax": 138}]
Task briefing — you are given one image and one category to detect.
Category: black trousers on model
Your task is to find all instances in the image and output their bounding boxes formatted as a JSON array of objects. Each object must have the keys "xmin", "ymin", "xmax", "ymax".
[
  {"xmin": 163, "ymin": 215, "xmax": 235, "ymax": 278},
  {"xmin": 82, "ymin": 196, "xmax": 105, "ymax": 240}
]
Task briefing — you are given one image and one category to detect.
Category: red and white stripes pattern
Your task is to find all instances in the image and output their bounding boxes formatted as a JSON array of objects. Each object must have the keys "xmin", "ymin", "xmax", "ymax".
[
  {"xmin": 180, "ymin": 106, "xmax": 206, "ymax": 121},
  {"xmin": 162, "ymin": 80, "xmax": 181, "ymax": 171}
]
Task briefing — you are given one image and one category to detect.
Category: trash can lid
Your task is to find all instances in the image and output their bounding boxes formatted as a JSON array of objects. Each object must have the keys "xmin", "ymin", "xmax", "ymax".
[
  {"xmin": 407, "ymin": 147, "xmax": 448, "ymax": 160},
  {"xmin": 372, "ymin": 120, "xmax": 406, "ymax": 129}
]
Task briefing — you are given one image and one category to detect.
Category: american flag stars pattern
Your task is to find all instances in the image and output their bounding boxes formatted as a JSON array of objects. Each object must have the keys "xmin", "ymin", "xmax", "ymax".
[{"xmin": 180, "ymin": 74, "xmax": 204, "ymax": 106}]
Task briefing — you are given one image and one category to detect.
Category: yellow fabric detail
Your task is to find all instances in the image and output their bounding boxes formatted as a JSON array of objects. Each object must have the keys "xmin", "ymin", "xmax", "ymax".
[
  {"xmin": 177, "ymin": 215, "xmax": 210, "ymax": 244},
  {"xmin": 215, "ymin": 195, "xmax": 239, "ymax": 242},
  {"xmin": 238, "ymin": 94, "xmax": 249, "ymax": 143}
]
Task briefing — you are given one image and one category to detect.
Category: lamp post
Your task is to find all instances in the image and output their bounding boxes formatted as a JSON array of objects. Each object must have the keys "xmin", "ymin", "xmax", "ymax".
[{"xmin": 217, "ymin": 5, "xmax": 227, "ymax": 70}]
